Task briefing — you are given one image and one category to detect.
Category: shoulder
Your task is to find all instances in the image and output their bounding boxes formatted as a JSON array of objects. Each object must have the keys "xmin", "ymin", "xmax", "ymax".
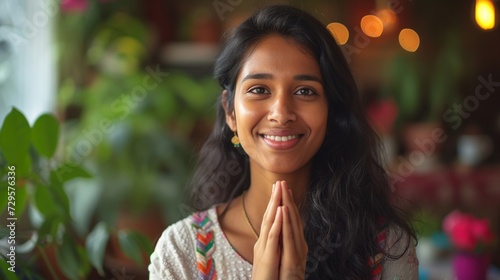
[
  {"xmin": 161, "ymin": 213, "xmax": 198, "ymax": 241},
  {"xmin": 379, "ymin": 224, "xmax": 417, "ymax": 260},
  {"xmin": 154, "ymin": 211, "xmax": 201, "ymax": 254},
  {"xmin": 156, "ymin": 206, "xmax": 218, "ymax": 245},
  {"xmin": 378, "ymin": 224, "xmax": 419, "ymax": 280},
  {"xmin": 149, "ymin": 208, "xmax": 217, "ymax": 279}
]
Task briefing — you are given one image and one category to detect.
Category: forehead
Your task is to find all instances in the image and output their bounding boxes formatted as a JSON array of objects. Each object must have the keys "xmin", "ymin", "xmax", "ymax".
[{"xmin": 238, "ymin": 35, "xmax": 321, "ymax": 79}]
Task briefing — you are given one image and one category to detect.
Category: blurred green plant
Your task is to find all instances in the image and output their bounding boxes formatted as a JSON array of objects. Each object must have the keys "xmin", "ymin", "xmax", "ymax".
[
  {"xmin": 382, "ymin": 31, "xmax": 466, "ymax": 128},
  {"xmin": 56, "ymin": 0, "xmax": 222, "ymax": 227},
  {"xmin": 411, "ymin": 210, "xmax": 442, "ymax": 238},
  {"xmin": 0, "ymin": 108, "xmax": 153, "ymax": 279},
  {"xmin": 69, "ymin": 69, "xmax": 219, "ymax": 225},
  {"xmin": 1, "ymin": 3, "xmax": 221, "ymax": 277}
]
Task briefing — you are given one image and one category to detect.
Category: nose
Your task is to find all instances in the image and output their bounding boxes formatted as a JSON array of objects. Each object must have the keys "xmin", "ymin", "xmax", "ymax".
[{"xmin": 267, "ymin": 92, "xmax": 296, "ymax": 125}]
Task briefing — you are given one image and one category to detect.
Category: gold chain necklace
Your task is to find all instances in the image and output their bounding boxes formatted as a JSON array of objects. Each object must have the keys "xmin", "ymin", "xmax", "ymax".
[{"xmin": 241, "ymin": 191, "xmax": 259, "ymax": 239}]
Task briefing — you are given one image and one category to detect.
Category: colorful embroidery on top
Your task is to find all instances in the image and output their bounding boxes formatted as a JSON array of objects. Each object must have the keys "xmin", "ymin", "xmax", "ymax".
[
  {"xmin": 192, "ymin": 211, "xmax": 217, "ymax": 280},
  {"xmin": 370, "ymin": 226, "xmax": 388, "ymax": 280}
]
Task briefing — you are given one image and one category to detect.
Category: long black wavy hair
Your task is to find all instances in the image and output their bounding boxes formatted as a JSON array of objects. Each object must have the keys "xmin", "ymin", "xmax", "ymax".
[{"xmin": 189, "ymin": 4, "xmax": 416, "ymax": 279}]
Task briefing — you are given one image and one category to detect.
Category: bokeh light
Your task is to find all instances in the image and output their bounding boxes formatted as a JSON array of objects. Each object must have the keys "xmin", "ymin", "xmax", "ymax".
[
  {"xmin": 360, "ymin": 15, "xmax": 384, "ymax": 38},
  {"xmin": 327, "ymin": 22, "xmax": 349, "ymax": 45},
  {"xmin": 398, "ymin": 28, "xmax": 420, "ymax": 52},
  {"xmin": 475, "ymin": 0, "xmax": 496, "ymax": 30},
  {"xmin": 376, "ymin": 9, "xmax": 397, "ymax": 31}
]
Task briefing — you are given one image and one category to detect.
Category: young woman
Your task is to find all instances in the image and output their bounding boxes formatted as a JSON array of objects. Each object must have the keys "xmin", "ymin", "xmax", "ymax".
[{"xmin": 149, "ymin": 4, "xmax": 418, "ymax": 279}]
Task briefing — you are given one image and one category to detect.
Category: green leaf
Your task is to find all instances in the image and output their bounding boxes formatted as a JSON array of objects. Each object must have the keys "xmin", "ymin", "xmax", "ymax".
[
  {"xmin": 169, "ymin": 73, "xmax": 208, "ymax": 111},
  {"xmin": 37, "ymin": 217, "xmax": 62, "ymax": 241},
  {"xmin": 85, "ymin": 222, "xmax": 109, "ymax": 275},
  {"xmin": 14, "ymin": 184, "xmax": 28, "ymax": 218},
  {"xmin": 0, "ymin": 258, "xmax": 18, "ymax": 280},
  {"xmin": 56, "ymin": 236, "xmax": 87, "ymax": 280},
  {"xmin": 0, "ymin": 108, "xmax": 31, "ymax": 165},
  {"xmin": 0, "ymin": 227, "xmax": 8, "ymax": 239},
  {"xmin": 31, "ymin": 114, "xmax": 59, "ymax": 158},
  {"xmin": 0, "ymin": 172, "xmax": 28, "ymax": 218},
  {"xmin": 34, "ymin": 186, "xmax": 60, "ymax": 219},
  {"xmin": 12, "ymin": 154, "xmax": 32, "ymax": 178},
  {"xmin": 118, "ymin": 230, "xmax": 151, "ymax": 265},
  {"xmin": 135, "ymin": 231, "xmax": 154, "ymax": 256},
  {"xmin": 53, "ymin": 164, "xmax": 92, "ymax": 183},
  {"xmin": 0, "ymin": 183, "xmax": 8, "ymax": 214},
  {"xmin": 50, "ymin": 172, "xmax": 71, "ymax": 215}
]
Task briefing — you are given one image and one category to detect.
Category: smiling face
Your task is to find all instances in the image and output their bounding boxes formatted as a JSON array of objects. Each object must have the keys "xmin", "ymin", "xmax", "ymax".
[{"xmin": 224, "ymin": 35, "xmax": 328, "ymax": 176}]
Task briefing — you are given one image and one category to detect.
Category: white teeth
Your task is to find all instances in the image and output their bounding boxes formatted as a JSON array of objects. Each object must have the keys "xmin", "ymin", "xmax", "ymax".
[{"xmin": 263, "ymin": 135, "xmax": 298, "ymax": 142}]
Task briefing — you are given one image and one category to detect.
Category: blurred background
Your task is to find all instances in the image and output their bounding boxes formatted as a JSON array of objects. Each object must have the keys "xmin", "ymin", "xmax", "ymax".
[{"xmin": 0, "ymin": 0, "xmax": 499, "ymax": 279}]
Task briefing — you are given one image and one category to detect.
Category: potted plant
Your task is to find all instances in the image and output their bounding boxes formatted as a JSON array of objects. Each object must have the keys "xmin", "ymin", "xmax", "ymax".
[
  {"xmin": 0, "ymin": 108, "xmax": 91, "ymax": 279},
  {"xmin": 443, "ymin": 210, "xmax": 496, "ymax": 280},
  {"xmin": 0, "ymin": 108, "xmax": 156, "ymax": 279}
]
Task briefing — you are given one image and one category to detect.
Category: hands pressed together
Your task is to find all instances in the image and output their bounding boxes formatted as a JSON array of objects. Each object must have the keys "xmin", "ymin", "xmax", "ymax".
[{"xmin": 252, "ymin": 181, "xmax": 308, "ymax": 280}]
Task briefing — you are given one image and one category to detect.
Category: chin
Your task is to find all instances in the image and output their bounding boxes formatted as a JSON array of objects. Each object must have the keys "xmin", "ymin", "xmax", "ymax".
[{"xmin": 265, "ymin": 163, "xmax": 306, "ymax": 175}]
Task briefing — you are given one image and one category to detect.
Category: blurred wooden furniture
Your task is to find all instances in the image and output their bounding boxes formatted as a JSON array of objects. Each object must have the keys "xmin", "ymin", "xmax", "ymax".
[
  {"xmin": 395, "ymin": 165, "xmax": 500, "ymax": 210},
  {"xmin": 393, "ymin": 165, "xmax": 500, "ymax": 271}
]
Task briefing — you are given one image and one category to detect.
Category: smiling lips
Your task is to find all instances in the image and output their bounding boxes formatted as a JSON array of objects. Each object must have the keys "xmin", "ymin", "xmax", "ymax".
[
  {"xmin": 263, "ymin": 134, "xmax": 299, "ymax": 141},
  {"xmin": 261, "ymin": 134, "xmax": 302, "ymax": 150}
]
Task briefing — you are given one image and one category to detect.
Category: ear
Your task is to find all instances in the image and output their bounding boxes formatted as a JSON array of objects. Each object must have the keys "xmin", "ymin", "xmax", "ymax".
[{"xmin": 221, "ymin": 90, "xmax": 237, "ymax": 132}]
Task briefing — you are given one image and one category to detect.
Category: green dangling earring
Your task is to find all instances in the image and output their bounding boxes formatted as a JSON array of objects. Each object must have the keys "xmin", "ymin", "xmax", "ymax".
[{"xmin": 231, "ymin": 132, "xmax": 240, "ymax": 148}]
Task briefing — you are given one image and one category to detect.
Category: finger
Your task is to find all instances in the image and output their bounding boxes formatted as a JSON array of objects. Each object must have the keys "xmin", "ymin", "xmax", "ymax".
[
  {"xmin": 267, "ymin": 206, "xmax": 283, "ymax": 255},
  {"xmin": 263, "ymin": 182, "xmax": 281, "ymax": 222},
  {"xmin": 280, "ymin": 205, "xmax": 291, "ymax": 276},
  {"xmin": 281, "ymin": 205, "xmax": 296, "ymax": 255},
  {"xmin": 283, "ymin": 183, "xmax": 308, "ymax": 257},
  {"xmin": 283, "ymin": 181, "xmax": 302, "ymax": 227},
  {"xmin": 280, "ymin": 181, "xmax": 304, "ymax": 247},
  {"xmin": 262, "ymin": 183, "xmax": 277, "ymax": 220},
  {"xmin": 280, "ymin": 205, "xmax": 307, "ymax": 280},
  {"xmin": 260, "ymin": 182, "xmax": 282, "ymax": 239}
]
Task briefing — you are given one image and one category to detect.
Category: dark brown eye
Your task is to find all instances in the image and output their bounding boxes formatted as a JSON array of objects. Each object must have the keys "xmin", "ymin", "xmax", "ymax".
[
  {"xmin": 249, "ymin": 87, "xmax": 269, "ymax": 94},
  {"xmin": 295, "ymin": 88, "xmax": 315, "ymax": 96}
]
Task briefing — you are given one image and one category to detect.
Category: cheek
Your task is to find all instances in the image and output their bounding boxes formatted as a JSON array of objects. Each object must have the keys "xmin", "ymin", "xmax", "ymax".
[
  {"xmin": 308, "ymin": 106, "xmax": 328, "ymax": 140},
  {"xmin": 234, "ymin": 99, "xmax": 262, "ymax": 135},
  {"xmin": 314, "ymin": 119, "xmax": 328, "ymax": 139}
]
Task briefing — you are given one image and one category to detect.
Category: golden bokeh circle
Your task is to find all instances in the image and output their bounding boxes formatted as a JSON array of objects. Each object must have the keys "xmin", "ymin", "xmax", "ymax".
[
  {"xmin": 327, "ymin": 22, "xmax": 349, "ymax": 45},
  {"xmin": 399, "ymin": 28, "xmax": 420, "ymax": 52},
  {"xmin": 376, "ymin": 9, "xmax": 397, "ymax": 29},
  {"xmin": 360, "ymin": 15, "xmax": 384, "ymax": 38}
]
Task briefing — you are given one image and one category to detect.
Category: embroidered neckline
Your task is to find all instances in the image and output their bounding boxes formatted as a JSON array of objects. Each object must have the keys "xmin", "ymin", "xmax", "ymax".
[
  {"xmin": 370, "ymin": 225, "xmax": 388, "ymax": 280},
  {"xmin": 192, "ymin": 211, "xmax": 217, "ymax": 280}
]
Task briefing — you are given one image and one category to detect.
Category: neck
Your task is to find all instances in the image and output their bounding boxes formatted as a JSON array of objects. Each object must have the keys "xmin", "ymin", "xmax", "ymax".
[{"xmin": 243, "ymin": 160, "xmax": 310, "ymax": 235}]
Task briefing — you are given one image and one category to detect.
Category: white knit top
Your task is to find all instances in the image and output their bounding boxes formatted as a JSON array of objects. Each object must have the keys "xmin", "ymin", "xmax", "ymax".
[{"xmin": 148, "ymin": 206, "xmax": 419, "ymax": 279}]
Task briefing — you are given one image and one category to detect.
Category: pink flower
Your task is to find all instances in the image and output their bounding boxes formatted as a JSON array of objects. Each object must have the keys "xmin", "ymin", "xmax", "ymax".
[
  {"xmin": 60, "ymin": 0, "xmax": 88, "ymax": 13},
  {"xmin": 451, "ymin": 219, "xmax": 476, "ymax": 251},
  {"xmin": 443, "ymin": 210, "xmax": 496, "ymax": 253},
  {"xmin": 443, "ymin": 210, "xmax": 463, "ymax": 233},
  {"xmin": 471, "ymin": 219, "xmax": 495, "ymax": 244},
  {"xmin": 60, "ymin": 0, "xmax": 115, "ymax": 13}
]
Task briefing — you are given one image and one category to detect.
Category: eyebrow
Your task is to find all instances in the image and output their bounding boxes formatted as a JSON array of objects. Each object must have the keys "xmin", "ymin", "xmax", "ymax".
[
  {"xmin": 294, "ymin": 74, "xmax": 323, "ymax": 83},
  {"xmin": 241, "ymin": 73, "xmax": 323, "ymax": 84}
]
